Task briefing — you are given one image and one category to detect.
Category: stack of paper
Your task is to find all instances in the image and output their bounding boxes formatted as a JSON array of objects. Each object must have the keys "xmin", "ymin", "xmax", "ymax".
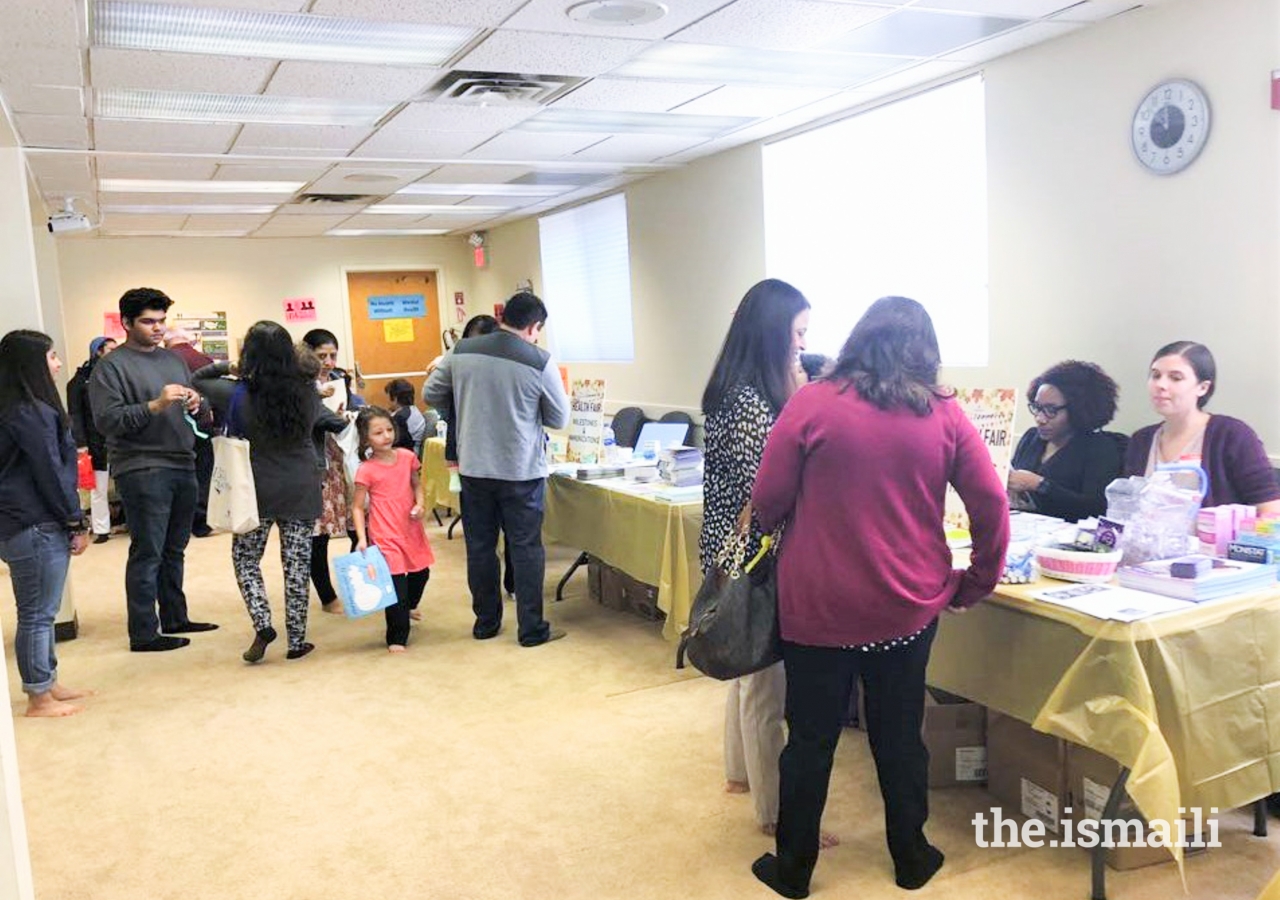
[
  {"xmin": 658, "ymin": 445, "xmax": 703, "ymax": 487},
  {"xmin": 1116, "ymin": 558, "xmax": 1278, "ymax": 602}
]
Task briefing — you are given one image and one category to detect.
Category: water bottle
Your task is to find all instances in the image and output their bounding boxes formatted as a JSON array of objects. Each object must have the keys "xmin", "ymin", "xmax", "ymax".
[
  {"xmin": 602, "ymin": 424, "xmax": 617, "ymax": 464},
  {"xmin": 436, "ymin": 419, "xmax": 447, "ymax": 441}
]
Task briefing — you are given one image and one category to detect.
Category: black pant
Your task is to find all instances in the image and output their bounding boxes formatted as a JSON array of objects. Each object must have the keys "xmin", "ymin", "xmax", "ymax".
[
  {"xmin": 114, "ymin": 468, "xmax": 198, "ymax": 644},
  {"xmin": 460, "ymin": 476, "xmax": 549, "ymax": 645},
  {"xmin": 386, "ymin": 568, "xmax": 430, "ymax": 646},
  {"xmin": 774, "ymin": 620, "xmax": 938, "ymax": 891},
  {"xmin": 310, "ymin": 531, "xmax": 360, "ymax": 604},
  {"xmin": 192, "ymin": 437, "xmax": 214, "ymax": 532}
]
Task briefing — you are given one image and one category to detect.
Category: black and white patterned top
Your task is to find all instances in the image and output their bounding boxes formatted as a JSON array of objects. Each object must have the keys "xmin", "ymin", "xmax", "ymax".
[{"xmin": 700, "ymin": 383, "xmax": 775, "ymax": 575}]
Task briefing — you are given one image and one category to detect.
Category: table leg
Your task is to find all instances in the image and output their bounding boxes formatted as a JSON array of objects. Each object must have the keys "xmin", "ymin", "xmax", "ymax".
[
  {"xmin": 555, "ymin": 551, "xmax": 590, "ymax": 603},
  {"xmin": 1255, "ymin": 799, "xmax": 1268, "ymax": 837},
  {"xmin": 1091, "ymin": 767, "xmax": 1129, "ymax": 900},
  {"xmin": 447, "ymin": 513, "xmax": 462, "ymax": 540},
  {"xmin": 432, "ymin": 509, "xmax": 443, "ymax": 527}
]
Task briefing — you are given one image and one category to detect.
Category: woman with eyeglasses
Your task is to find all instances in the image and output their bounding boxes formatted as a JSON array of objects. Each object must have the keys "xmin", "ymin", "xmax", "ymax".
[
  {"xmin": 1007, "ymin": 360, "xmax": 1123, "ymax": 522},
  {"xmin": 1124, "ymin": 341, "xmax": 1280, "ymax": 514}
]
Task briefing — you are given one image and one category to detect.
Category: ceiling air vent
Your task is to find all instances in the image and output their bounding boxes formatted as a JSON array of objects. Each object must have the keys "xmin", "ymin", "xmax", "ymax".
[
  {"xmin": 297, "ymin": 193, "xmax": 380, "ymax": 203},
  {"xmin": 422, "ymin": 70, "xmax": 586, "ymax": 106}
]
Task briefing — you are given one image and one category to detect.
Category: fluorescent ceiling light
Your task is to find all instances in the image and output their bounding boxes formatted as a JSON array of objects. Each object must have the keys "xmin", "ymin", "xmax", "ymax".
[
  {"xmin": 105, "ymin": 230, "xmax": 252, "ymax": 237},
  {"xmin": 364, "ymin": 204, "xmax": 512, "ymax": 215},
  {"xmin": 612, "ymin": 42, "xmax": 908, "ymax": 88},
  {"xmin": 100, "ymin": 178, "xmax": 305, "ymax": 194},
  {"xmin": 514, "ymin": 108, "xmax": 753, "ymax": 138},
  {"xmin": 101, "ymin": 204, "xmax": 278, "ymax": 214},
  {"xmin": 95, "ymin": 88, "xmax": 390, "ymax": 126},
  {"xmin": 397, "ymin": 183, "xmax": 571, "ymax": 197},
  {"xmin": 327, "ymin": 229, "xmax": 451, "ymax": 237},
  {"xmin": 93, "ymin": 1, "xmax": 479, "ymax": 67}
]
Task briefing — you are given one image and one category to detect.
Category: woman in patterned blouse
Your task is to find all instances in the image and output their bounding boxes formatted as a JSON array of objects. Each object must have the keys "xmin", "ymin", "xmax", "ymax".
[{"xmin": 699, "ymin": 279, "xmax": 836, "ymax": 846}]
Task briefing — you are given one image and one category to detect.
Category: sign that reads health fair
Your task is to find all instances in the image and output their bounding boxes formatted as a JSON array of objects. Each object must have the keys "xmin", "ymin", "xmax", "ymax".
[
  {"xmin": 567, "ymin": 378, "xmax": 606, "ymax": 464},
  {"xmin": 367, "ymin": 294, "xmax": 426, "ymax": 320},
  {"xmin": 945, "ymin": 387, "xmax": 1017, "ymax": 530}
]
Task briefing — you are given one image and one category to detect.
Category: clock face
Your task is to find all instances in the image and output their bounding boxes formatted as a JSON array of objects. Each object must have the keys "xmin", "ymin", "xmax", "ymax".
[{"xmin": 1132, "ymin": 79, "xmax": 1210, "ymax": 175}]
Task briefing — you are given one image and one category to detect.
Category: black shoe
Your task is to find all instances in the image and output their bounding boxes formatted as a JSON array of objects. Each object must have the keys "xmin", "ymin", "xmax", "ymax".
[
  {"xmin": 131, "ymin": 636, "xmax": 191, "ymax": 652},
  {"xmin": 191, "ymin": 525, "xmax": 214, "ymax": 538},
  {"xmin": 751, "ymin": 854, "xmax": 809, "ymax": 900},
  {"xmin": 286, "ymin": 642, "xmax": 315, "ymax": 660},
  {"xmin": 92, "ymin": 534, "xmax": 109, "ymax": 544},
  {"xmin": 243, "ymin": 627, "xmax": 277, "ymax": 663},
  {"xmin": 521, "ymin": 628, "xmax": 566, "ymax": 647},
  {"xmin": 473, "ymin": 625, "xmax": 501, "ymax": 640},
  {"xmin": 164, "ymin": 621, "xmax": 219, "ymax": 634},
  {"xmin": 895, "ymin": 846, "xmax": 945, "ymax": 890}
]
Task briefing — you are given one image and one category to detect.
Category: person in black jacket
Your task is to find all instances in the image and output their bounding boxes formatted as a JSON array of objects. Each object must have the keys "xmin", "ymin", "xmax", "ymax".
[
  {"xmin": 1007, "ymin": 360, "xmax": 1124, "ymax": 522},
  {"xmin": 66, "ymin": 336, "xmax": 116, "ymax": 543},
  {"xmin": 0, "ymin": 330, "xmax": 93, "ymax": 717}
]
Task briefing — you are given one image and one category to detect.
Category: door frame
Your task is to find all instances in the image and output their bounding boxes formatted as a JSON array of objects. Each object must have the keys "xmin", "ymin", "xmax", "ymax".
[{"xmin": 337, "ymin": 262, "xmax": 450, "ymax": 381}]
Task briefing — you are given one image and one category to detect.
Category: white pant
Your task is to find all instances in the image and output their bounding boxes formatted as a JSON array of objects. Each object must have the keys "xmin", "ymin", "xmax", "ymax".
[
  {"xmin": 724, "ymin": 660, "xmax": 787, "ymax": 827},
  {"xmin": 90, "ymin": 469, "xmax": 110, "ymax": 536}
]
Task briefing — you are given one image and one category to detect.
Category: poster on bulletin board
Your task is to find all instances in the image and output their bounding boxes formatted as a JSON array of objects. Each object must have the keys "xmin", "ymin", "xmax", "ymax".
[
  {"xmin": 945, "ymin": 387, "xmax": 1017, "ymax": 530},
  {"xmin": 171, "ymin": 311, "xmax": 230, "ymax": 361},
  {"xmin": 567, "ymin": 378, "xmax": 606, "ymax": 464}
]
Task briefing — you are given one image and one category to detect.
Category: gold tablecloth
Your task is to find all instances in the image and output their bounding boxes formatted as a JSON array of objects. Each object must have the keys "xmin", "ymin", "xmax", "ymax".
[
  {"xmin": 929, "ymin": 579, "xmax": 1280, "ymax": 870},
  {"xmin": 543, "ymin": 474, "xmax": 703, "ymax": 641},
  {"xmin": 420, "ymin": 437, "xmax": 456, "ymax": 511}
]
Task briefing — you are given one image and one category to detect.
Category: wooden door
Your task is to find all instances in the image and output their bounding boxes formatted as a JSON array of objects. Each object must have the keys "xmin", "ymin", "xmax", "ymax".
[{"xmin": 345, "ymin": 269, "xmax": 443, "ymax": 410}]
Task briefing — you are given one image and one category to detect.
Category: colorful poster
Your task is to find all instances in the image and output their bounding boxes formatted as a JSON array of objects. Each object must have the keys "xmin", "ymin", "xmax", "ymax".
[
  {"xmin": 171, "ymin": 311, "xmax": 230, "ymax": 361},
  {"xmin": 945, "ymin": 387, "xmax": 1017, "ymax": 530},
  {"xmin": 567, "ymin": 378, "xmax": 606, "ymax": 464},
  {"xmin": 453, "ymin": 291, "xmax": 467, "ymax": 324},
  {"xmin": 367, "ymin": 294, "xmax": 425, "ymax": 320},
  {"xmin": 383, "ymin": 319, "xmax": 414, "ymax": 343},
  {"xmin": 284, "ymin": 297, "xmax": 317, "ymax": 323}
]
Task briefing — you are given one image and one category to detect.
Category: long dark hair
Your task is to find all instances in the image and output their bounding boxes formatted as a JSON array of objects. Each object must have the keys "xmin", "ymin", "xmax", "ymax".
[
  {"xmin": 829, "ymin": 296, "xmax": 950, "ymax": 416},
  {"xmin": 1152, "ymin": 340, "xmax": 1216, "ymax": 409},
  {"xmin": 0, "ymin": 330, "xmax": 67, "ymax": 426},
  {"xmin": 239, "ymin": 321, "xmax": 312, "ymax": 446},
  {"xmin": 701, "ymin": 279, "xmax": 810, "ymax": 416}
]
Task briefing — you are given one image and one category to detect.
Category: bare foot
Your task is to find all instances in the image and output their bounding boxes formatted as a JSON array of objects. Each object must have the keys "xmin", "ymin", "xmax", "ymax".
[
  {"xmin": 726, "ymin": 780, "xmax": 750, "ymax": 794},
  {"xmin": 321, "ymin": 600, "xmax": 343, "ymax": 615},
  {"xmin": 388, "ymin": 644, "xmax": 407, "ymax": 654},
  {"xmin": 50, "ymin": 683, "xmax": 95, "ymax": 701},
  {"xmin": 409, "ymin": 609, "xmax": 423, "ymax": 621},
  {"xmin": 25, "ymin": 694, "xmax": 83, "ymax": 718},
  {"xmin": 819, "ymin": 830, "xmax": 840, "ymax": 849}
]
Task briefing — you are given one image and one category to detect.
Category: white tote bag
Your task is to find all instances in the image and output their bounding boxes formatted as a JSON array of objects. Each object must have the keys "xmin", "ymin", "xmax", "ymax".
[{"xmin": 208, "ymin": 435, "xmax": 260, "ymax": 534}]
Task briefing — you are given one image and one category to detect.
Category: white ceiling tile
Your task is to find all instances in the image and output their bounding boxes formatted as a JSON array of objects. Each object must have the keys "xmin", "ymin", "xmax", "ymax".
[
  {"xmin": 213, "ymin": 162, "xmax": 332, "ymax": 182},
  {"xmin": 850, "ymin": 58, "xmax": 975, "ymax": 94},
  {"xmin": 37, "ymin": 176, "xmax": 95, "ymax": 199},
  {"xmin": 275, "ymin": 201, "xmax": 373, "ymax": 215},
  {"xmin": 339, "ymin": 213, "xmax": 428, "ymax": 228},
  {"xmin": 94, "ymin": 120, "xmax": 239, "ymax": 153},
  {"xmin": 15, "ymin": 114, "xmax": 90, "ymax": 148},
  {"xmin": 943, "ymin": 20, "xmax": 1080, "ymax": 61},
  {"xmin": 569, "ymin": 134, "xmax": 706, "ymax": 163},
  {"xmin": 233, "ymin": 124, "xmax": 373, "ymax": 151},
  {"xmin": 265, "ymin": 61, "xmax": 441, "ymax": 103},
  {"xmin": 457, "ymin": 30, "xmax": 651, "ymax": 77},
  {"xmin": 254, "ymin": 214, "xmax": 353, "ymax": 235},
  {"xmin": 1049, "ymin": 0, "xmax": 1153, "ymax": 22},
  {"xmin": 465, "ymin": 131, "xmax": 606, "ymax": 160},
  {"xmin": 96, "ymin": 158, "xmax": 219, "ymax": 179},
  {"xmin": 823, "ymin": 9, "xmax": 1028, "ymax": 56},
  {"xmin": 674, "ymin": 0, "xmax": 895, "ymax": 51},
  {"xmin": 553, "ymin": 77, "xmax": 718, "ymax": 112},
  {"xmin": 103, "ymin": 191, "xmax": 293, "ymax": 206},
  {"xmin": 420, "ymin": 163, "xmax": 531, "ymax": 183},
  {"xmin": 917, "ymin": 0, "xmax": 1079, "ymax": 16},
  {"xmin": 306, "ymin": 165, "xmax": 432, "ymax": 193},
  {"xmin": 151, "ymin": 0, "xmax": 308, "ymax": 9},
  {"xmin": 417, "ymin": 213, "xmax": 495, "ymax": 231},
  {"xmin": 382, "ymin": 102, "xmax": 539, "ymax": 133},
  {"xmin": 309, "ymin": 0, "xmax": 527, "ymax": 28},
  {"xmin": 671, "ymin": 85, "xmax": 838, "ymax": 117},
  {"xmin": 350, "ymin": 129, "xmax": 494, "ymax": 158},
  {"xmin": 504, "ymin": 0, "xmax": 733, "ymax": 40},
  {"xmin": 3, "ymin": 84, "xmax": 83, "ymax": 116},
  {"xmin": 0, "ymin": 3, "xmax": 83, "ymax": 49},
  {"xmin": 89, "ymin": 49, "xmax": 276, "ymax": 94},
  {"xmin": 182, "ymin": 214, "xmax": 272, "ymax": 231},
  {"xmin": 27, "ymin": 155, "xmax": 92, "ymax": 182},
  {"xmin": 0, "ymin": 47, "xmax": 84, "ymax": 88},
  {"xmin": 102, "ymin": 214, "xmax": 191, "ymax": 231}
]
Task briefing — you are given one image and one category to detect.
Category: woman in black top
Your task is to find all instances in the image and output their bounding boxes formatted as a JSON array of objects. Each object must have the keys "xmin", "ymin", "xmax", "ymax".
[
  {"xmin": 0, "ymin": 330, "xmax": 92, "ymax": 717},
  {"xmin": 1007, "ymin": 360, "xmax": 1123, "ymax": 522}
]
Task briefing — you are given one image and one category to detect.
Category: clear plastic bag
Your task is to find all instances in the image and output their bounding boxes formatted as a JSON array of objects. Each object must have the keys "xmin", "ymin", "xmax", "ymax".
[{"xmin": 1119, "ymin": 464, "xmax": 1207, "ymax": 565}]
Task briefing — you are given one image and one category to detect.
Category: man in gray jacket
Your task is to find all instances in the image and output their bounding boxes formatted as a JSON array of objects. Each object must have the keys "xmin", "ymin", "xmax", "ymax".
[
  {"xmin": 424, "ymin": 291, "xmax": 570, "ymax": 647},
  {"xmin": 89, "ymin": 287, "xmax": 218, "ymax": 652}
]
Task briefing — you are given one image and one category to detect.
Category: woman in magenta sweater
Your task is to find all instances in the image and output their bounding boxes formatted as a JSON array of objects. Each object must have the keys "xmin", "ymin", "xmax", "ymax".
[{"xmin": 749, "ymin": 297, "xmax": 1009, "ymax": 898}]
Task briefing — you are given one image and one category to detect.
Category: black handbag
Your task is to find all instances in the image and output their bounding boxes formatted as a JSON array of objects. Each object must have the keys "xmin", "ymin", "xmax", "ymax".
[{"xmin": 677, "ymin": 529, "xmax": 781, "ymax": 680}]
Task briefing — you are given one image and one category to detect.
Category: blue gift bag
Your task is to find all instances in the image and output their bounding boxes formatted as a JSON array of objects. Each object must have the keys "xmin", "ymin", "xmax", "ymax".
[{"xmin": 333, "ymin": 546, "xmax": 398, "ymax": 618}]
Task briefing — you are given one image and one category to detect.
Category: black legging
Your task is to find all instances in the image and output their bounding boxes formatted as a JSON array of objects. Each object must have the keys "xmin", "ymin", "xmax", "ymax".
[{"xmin": 310, "ymin": 531, "xmax": 359, "ymax": 604}]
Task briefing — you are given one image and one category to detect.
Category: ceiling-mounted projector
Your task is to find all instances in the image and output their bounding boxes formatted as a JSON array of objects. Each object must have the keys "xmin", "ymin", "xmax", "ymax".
[{"xmin": 47, "ymin": 199, "xmax": 94, "ymax": 234}]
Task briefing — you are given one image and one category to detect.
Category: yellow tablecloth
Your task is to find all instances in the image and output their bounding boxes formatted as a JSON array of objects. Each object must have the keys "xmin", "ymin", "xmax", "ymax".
[
  {"xmin": 543, "ymin": 474, "xmax": 703, "ymax": 641},
  {"xmin": 929, "ymin": 579, "xmax": 1280, "ymax": 871},
  {"xmin": 420, "ymin": 437, "xmax": 456, "ymax": 511}
]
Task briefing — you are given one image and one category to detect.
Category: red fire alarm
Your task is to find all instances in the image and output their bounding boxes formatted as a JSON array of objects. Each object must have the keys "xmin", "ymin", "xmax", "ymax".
[
  {"xmin": 468, "ymin": 231, "xmax": 488, "ymax": 268},
  {"xmin": 1273, "ymin": 70, "xmax": 1280, "ymax": 110},
  {"xmin": 473, "ymin": 245, "xmax": 488, "ymax": 267}
]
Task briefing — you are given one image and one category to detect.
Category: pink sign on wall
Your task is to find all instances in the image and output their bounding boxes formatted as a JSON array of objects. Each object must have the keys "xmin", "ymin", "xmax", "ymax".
[
  {"xmin": 284, "ymin": 298, "xmax": 317, "ymax": 323},
  {"xmin": 103, "ymin": 312, "xmax": 125, "ymax": 340}
]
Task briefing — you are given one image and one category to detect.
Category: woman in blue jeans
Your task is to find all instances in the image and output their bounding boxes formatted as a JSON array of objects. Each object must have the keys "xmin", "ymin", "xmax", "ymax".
[{"xmin": 0, "ymin": 330, "xmax": 92, "ymax": 717}]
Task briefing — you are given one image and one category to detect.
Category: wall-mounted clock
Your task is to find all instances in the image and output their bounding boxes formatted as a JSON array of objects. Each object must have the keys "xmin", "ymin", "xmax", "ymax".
[{"xmin": 1131, "ymin": 79, "xmax": 1210, "ymax": 175}]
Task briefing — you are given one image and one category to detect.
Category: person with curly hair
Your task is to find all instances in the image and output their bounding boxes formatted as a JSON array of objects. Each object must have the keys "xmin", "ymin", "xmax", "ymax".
[{"xmin": 1007, "ymin": 360, "xmax": 1124, "ymax": 521}]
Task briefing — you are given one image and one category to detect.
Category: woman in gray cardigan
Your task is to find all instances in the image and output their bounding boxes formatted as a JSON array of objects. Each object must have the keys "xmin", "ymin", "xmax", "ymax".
[{"xmin": 193, "ymin": 321, "xmax": 347, "ymax": 662}]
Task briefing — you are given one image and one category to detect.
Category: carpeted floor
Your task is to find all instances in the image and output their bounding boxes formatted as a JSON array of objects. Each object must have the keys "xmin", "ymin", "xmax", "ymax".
[{"xmin": 1, "ymin": 521, "xmax": 1278, "ymax": 899}]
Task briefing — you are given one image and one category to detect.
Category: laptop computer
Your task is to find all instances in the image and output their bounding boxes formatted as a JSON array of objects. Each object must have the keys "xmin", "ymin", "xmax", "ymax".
[{"xmin": 634, "ymin": 421, "xmax": 690, "ymax": 452}]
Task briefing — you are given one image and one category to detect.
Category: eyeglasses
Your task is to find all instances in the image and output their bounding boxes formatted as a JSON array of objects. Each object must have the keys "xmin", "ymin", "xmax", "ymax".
[{"xmin": 1028, "ymin": 402, "xmax": 1068, "ymax": 419}]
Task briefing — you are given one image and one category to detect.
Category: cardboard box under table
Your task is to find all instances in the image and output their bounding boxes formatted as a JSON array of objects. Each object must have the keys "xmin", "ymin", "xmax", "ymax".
[
  {"xmin": 925, "ymin": 688, "xmax": 987, "ymax": 788},
  {"xmin": 926, "ymin": 577, "xmax": 1280, "ymax": 896}
]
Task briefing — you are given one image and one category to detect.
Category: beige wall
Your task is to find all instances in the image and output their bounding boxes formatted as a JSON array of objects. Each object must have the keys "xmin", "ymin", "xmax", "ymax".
[
  {"xmin": 55, "ymin": 235, "xmax": 484, "ymax": 373},
  {"xmin": 480, "ymin": 0, "xmax": 1280, "ymax": 448}
]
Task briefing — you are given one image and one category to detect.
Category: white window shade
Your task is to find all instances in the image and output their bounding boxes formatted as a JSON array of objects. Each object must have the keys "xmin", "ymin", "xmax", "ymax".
[
  {"xmin": 538, "ymin": 193, "xmax": 636, "ymax": 363},
  {"xmin": 763, "ymin": 76, "xmax": 988, "ymax": 366}
]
